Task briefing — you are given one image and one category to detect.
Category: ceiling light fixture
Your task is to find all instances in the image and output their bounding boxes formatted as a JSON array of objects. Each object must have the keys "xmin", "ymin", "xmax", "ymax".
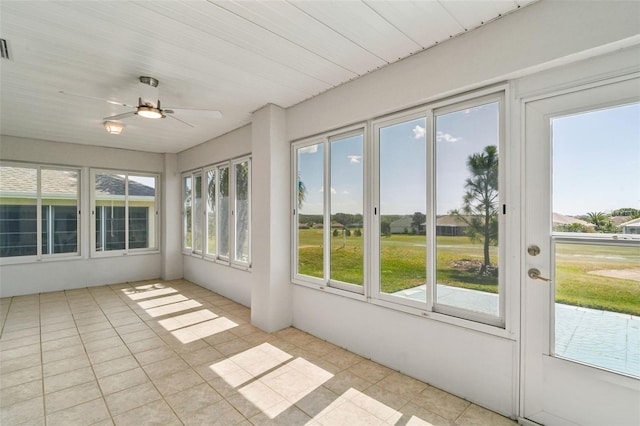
[
  {"xmin": 104, "ymin": 121, "xmax": 124, "ymax": 135},
  {"xmin": 137, "ymin": 105, "xmax": 163, "ymax": 119}
]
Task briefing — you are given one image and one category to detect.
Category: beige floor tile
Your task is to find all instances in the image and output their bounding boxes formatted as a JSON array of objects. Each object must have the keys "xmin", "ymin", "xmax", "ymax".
[
  {"xmin": 44, "ymin": 381, "xmax": 102, "ymax": 414},
  {"xmin": 250, "ymin": 404, "xmax": 313, "ymax": 426},
  {"xmin": 77, "ymin": 321, "xmax": 113, "ymax": 335},
  {"xmin": 142, "ymin": 354, "xmax": 190, "ymax": 380},
  {"xmin": 43, "ymin": 354, "xmax": 90, "ymax": 377},
  {"xmin": 41, "ymin": 327, "xmax": 79, "ymax": 342},
  {"xmin": 0, "ymin": 352, "xmax": 42, "ymax": 374},
  {"xmin": 45, "ymin": 397, "xmax": 111, "ymax": 426},
  {"xmin": 0, "ymin": 342, "xmax": 41, "ymax": 361},
  {"xmin": 349, "ymin": 360, "xmax": 394, "ymax": 384},
  {"xmin": 214, "ymin": 337, "xmax": 255, "ymax": 357},
  {"xmin": 152, "ymin": 368, "xmax": 205, "ymax": 397},
  {"xmin": 323, "ymin": 370, "xmax": 373, "ymax": 395},
  {"xmin": 0, "ymin": 326, "xmax": 40, "ymax": 342},
  {"xmin": 0, "ymin": 395, "xmax": 44, "ymax": 425},
  {"xmin": 42, "ymin": 344, "xmax": 86, "ymax": 364},
  {"xmin": 396, "ymin": 402, "xmax": 453, "ymax": 426},
  {"xmin": 0, "ymin": 365, "xmax": 42, "ymax": 390},
  {"xmin": 454, "ymin": 404, "xmax": 517, "ymax": 426},
  {"xmin": 112, "ymin": 399, "xmax": 181, "ymax": 426},
  {"xmin": 119, "ymin": 329, "xmax": 158, "ymax": 344},
  {"xmin": 84, "ymin": 336, "xmax": 125, "ymax": 353},
  {"xmin": 316, "ymin": 400, "xmax": 384, "ymax": 426},
  {"xmin": 166, "ymin": 382, "xmax": 223, "ymax": 417},
  {"xmin": 376, "ymin": 372, "xmax": 428, "ymax": 401},
  {"xmin": 92, "ymin": 355, "xmax": 139, "ymax": 379},
  {"xmin": 44, "ymin": 366, "xmax": 96, "ymax": 394},
  {"xmin": 80, "ymin": 328, "xmax": 119, "ymax": 343},
  {"xmin": 179, "ymin": 398, "xmax": 245, "ymax": 426},
  {"xmin": 105, "ymin": 382, "xmax": 162, "ymax": 416},
  {"xmin": 0, "ymin": 379, "xmax": 43, "ymax": 407},
  {"xmin": 294, "ymin": 386, "xmax": 341, "ymax": 418},
  {"xmin": 411, "ymin": 385, "xmax": 471, "ymax": 421},
  {"xmin": 134, "ymin": 345, "xmax": 176, "ymax": 366},
  {"xmin": 41, "ymin": 321, "xmax": 76, "ymax": 334},
  {"xmin": 98, "ymin": 367, "xmax": 149, "ymax": 395},
  {"xmin": 126, "ymin": 336, "xmax": 167, "ymax": 354},
  {"xmin": 41, "ymin": 335, "xmax": 82, "ymax": 352},
  {"xmin": 0, "ymin": 334, "xmax": 40, "ymax": 352},
  {"xmin": 87, "ymin": 345, "xmax": 132, "ymax": 365}
]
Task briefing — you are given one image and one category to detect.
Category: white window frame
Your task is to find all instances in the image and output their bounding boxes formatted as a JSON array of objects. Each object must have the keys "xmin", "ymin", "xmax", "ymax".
[
  {"xmin": 291, "ymin": 86, "xmax": 508, "ymax": 329},
  {"xmin": 91, "ymin": 169, "xmax": 159, "ymax": 257},
  {"xmin": 182, "ymin": 156, "xmax": 252, "ymax": 269},
  {"xmin": 0, "ymin": 162, "xmax": 81, "ymax": 264},
  {"xmin": 292, "ymin": 124, "xmax": 367, "ymax": 296},
  {"xmin": 182, "ymin": 170, "xmax": 202, "ymax": 256}
]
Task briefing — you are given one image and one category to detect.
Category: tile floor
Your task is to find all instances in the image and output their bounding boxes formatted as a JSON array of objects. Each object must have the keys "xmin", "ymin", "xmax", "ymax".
[{"xmin": 0, "ymin": 279, "xmax": 517, "ymax": 426}]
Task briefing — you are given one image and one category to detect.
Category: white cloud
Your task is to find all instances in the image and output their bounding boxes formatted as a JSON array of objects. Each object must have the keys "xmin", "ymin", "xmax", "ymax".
[
  {"xmin": 413, "ymin": 125, "xmax": 426, "ymax": 139},
  {"xmin": 342, "ymin": 190, "xmax": 350, "ymax": 195},
  {"xmin": 436, "ymin": 131, "xmax": 461, "ymax": 143},
  {"xmin": 298, "ymin": 145, "xmax": 318, "ymax": 154},
  {"xmin": 347, "ymin": 155, "xmax": 362, "ymax": 164},
  {"xmin": 319, "ymin": 186, "xmax": 337, "ymax": 194}
]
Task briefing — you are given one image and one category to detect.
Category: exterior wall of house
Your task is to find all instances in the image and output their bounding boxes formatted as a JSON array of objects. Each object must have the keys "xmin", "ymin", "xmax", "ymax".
[
  {"xmin": 285, "ymin": 1, "xmax": 639, "ymax": 418},
  {"xmin": 177, "ymin": 124, "xmax": 253, "ymax": 307},
  {"xmin": 0, "ymin": 136, "xmax": 165, "ymax": 297}
]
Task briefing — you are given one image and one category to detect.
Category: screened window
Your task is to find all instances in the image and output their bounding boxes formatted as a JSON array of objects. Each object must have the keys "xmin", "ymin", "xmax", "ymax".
[
  {"xmin": 93, "ymin": 171, "xmax": 158, "ymax": 254},
  {"xmin": 293, "ymin": 128, "xmax": 365, "ymax": 293},
  {"xmin": 183, "ymin": 157, "xmax": 251, "ymax": 267},
  {"xmin": 0, "ymin": 164, "xmax": 79, "ymax": 259}
]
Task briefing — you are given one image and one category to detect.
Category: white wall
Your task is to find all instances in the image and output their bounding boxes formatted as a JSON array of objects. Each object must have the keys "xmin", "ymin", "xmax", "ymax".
[
  {"xmin": 283, "ymin": 0, "xmax": 640, "ymax": 418},
  {"xmin": 0, "ymin": 136, "xmax": 165, "ymax": 297},
  {"xmin": 177, "ymin": 125, "xmax": 253, "ymax": 307}
]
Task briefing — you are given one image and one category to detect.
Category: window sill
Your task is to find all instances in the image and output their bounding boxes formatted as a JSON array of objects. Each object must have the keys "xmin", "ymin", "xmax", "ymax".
[
  {"xmin": 292, "ymin": 279, "xmax": 367, "ymax": 303},
  {"xmin": 0, "ymin": 253, "xmax": 83, "ymax": 266},
  {"xmin": 183, "ymin": 253, "xmax": 252, "ymax": 272},
  {"xmin": 91, "ymin": 249, "xmax": 160, "ymax": 259}
]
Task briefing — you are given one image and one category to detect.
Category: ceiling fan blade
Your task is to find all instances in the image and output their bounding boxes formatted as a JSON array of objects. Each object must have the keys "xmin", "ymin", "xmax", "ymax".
[
  {"xmin": 59, "ymin": 91, "xmax": 137, "ymax": 108},
  {"xmin": 166, "ymin": 113, "xmax": 194, "ymax": 128},
  {"xmin": 164, "ymin": 108, "xmax": 222, "ymax": 119},
  {"xmin": 103, "ymin": 111, "xmax": 136, "ymax": 121}
]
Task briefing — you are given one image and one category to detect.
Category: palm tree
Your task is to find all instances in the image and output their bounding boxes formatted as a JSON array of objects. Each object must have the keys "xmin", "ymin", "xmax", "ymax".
[
  {"xmin": 585, "ymin": 211, "xmax": 610, "ymax": 232},
  {"xmin": 452, "ymin": 145, "xmax": 499, "ymax": 275}
]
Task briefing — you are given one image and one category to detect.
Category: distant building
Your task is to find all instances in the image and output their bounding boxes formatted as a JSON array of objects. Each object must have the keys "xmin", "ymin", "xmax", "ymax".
[
  {"xmin": 436, "ymin": 215, "xmax": 469, "ymax": 236},
  {"xmin": 619, "ymin": 217, "xmax": 640, "ymax": 234},
  {"xmin": 390, "ymin": 217, "xmax": 413, "ymax": 234}
]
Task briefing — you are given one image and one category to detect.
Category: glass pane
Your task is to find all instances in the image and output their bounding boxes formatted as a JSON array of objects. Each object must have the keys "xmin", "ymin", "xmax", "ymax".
[
  {"xmin": 193, "ymin": 173, "xmax": 203, "ymax": 252},
  {"xmin": 41, "ymin": 169, "xmax": 78, "ymax": 255},
  {"xmin": 297, "ymin": 143, "xmax": 324, "ymax": 279},
  {"xmin": 234, "ymin": 161, "xmax": 250, "ymax": 263},
  {"xmin": 552, "ymin": 103, "xmax": 640, "ymax": 376},
  {"xmin": 0, "ymin": 166, "xmax": 37, "ymax": 257},
  {"xmin": 379, "ymin": 118, "xmax": 427, "ymax": 301},
  {"xmin": 95, "ymin": 173, "xmax": 126, "ymax": 251},
  {"xmin": 183, "ymin": 175, "xmax": 192, "ymax": 249},
  {"xmin": 330, "ymin": 134, "xmax": 364, "ymax": 286},
  {"xmin": 218, "ymin": 166, "xmax": 230, "ymax": 258},
  {"xmin": 206, "ymin": 169, "xmax": 216, "ymax": 255},
  {"xmin": 435, "ymin": 102, "xmax": 500, "ymax": 317},
  {"xmin": 128, "ymin": 175, "xmax": 155, "ymax": 250}
]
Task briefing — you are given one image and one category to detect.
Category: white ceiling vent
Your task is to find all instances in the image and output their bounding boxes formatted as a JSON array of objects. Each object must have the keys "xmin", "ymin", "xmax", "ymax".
[{"xmin": 1, "ymin": 39, "xmax": 10, "ymax": 60}]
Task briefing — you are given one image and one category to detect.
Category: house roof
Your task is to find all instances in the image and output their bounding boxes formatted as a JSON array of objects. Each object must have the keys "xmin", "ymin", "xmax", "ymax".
[
  {"xmin": 0, "ymin": 166, "xmax": 154, "ymax": 197},
  {"xmin": 436, "ymin": 215, "xmax": 471, "ymax": 227},
  {"xmin": 620, "ymin": 217, "xmax": 640, "ymax": 227},
  {"xmin": 552, "ymin": 212, "xmax": 594, "ymax": 227},
  {"xmin": 390, "ymin": 217, "xmax": 412, "ymax": 227}
]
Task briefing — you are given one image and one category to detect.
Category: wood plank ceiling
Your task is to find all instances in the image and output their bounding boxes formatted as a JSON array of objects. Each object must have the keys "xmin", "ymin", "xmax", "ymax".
[{"xmin": 0, "ymin": 0, "xmax": 536, "ymax": 154}]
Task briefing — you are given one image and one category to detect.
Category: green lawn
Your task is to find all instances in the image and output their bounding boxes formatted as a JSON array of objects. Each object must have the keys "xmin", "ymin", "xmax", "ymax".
[{"xmin": 297, "ymin": 229, "xmax": 640, "ymax": 315}]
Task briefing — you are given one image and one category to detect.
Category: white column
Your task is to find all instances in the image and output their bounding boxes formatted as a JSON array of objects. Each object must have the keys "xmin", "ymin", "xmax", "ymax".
[
  {"xmin": 162, "ymin": 153, "xmax": 183, "ymax": 280},
  {"xmin": 250, "ymin": 104, "xmax": 292, "ymax": 332}
]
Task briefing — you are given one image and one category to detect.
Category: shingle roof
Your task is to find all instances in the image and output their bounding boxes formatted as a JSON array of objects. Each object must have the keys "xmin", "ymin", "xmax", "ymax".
[{"xmin": 0, "ymin": 166, "xmax": 154, "ymax": 197}]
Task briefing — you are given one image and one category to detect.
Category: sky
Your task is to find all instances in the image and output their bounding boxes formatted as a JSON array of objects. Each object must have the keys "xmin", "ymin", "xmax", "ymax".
[
  {"xmin": 296, "ymin": 101, "xmax": 639, "ymax": 217},
  {"xmin": 552, "ymin": 102, "xmax": 639, "ymax": 216},
  {"xmin": 297, "ymin": 102, "xmax": 499, "ymax": 216}
]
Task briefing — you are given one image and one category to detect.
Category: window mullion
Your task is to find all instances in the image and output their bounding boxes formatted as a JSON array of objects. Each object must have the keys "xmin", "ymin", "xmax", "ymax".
[
  {"xmin": 426, "ymin": 113, "xmax": 435, "ymax": 312},
  {"xmin": 323, "ymin": 139, "xmax": 331, "ymax": 284},
  {"xmin": 124, "ymin": 174, "xmax": 129, "ymax": 252},
  {"xmin": 36, "ymin": 167, "xmax": 42, "ymax": 258}
]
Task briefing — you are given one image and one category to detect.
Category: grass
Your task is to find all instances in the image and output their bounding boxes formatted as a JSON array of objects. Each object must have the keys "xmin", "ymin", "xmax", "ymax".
[{"xmin": 297, "ymin": 229, "xmax": 640, "ymax": 315}]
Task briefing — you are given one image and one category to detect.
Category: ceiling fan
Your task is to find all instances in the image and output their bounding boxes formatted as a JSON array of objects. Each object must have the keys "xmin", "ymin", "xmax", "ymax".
[{"xmin": 59, "ymin": 76, "xmax": 222, "ymax": 127}]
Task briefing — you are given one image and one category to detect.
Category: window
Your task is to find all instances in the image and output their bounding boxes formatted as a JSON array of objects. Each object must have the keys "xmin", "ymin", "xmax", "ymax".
[
  {"xmin": 293, "ymin": 89, "xmax": 505, "ymax": 326},
  {"xmin": 0, "ymin": 163, "xmax": 79, "ymax": 259},
  {"xmin": 183, "ymin": 156, "xmax": 251, "ymax": 267},
  {"xmin": 293, "ymin": 128, "xmax": 365, "ymax": 293},
  {"xmin": 93, "ymin": 170, "xmax": 158, "ymax": 254}
]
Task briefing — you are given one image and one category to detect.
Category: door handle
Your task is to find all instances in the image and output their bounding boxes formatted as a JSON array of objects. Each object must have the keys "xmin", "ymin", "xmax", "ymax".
[{"xmin": 528, "ymin": 268, "xmax": 551, "ymax": 282}]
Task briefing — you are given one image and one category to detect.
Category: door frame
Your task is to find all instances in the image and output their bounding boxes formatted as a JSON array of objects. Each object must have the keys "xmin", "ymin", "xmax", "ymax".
[{"xmin": 520, "ymin": 74, "xmax": 640, "ymax": 425}]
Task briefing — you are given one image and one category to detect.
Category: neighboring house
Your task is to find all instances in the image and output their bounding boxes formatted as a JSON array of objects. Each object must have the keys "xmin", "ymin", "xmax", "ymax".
[
  {"xmin": 552, "ymin": 212, "xmax": 595, "ymax": 231},
  {"xmin": 619, "ymin": 217, "xmax": 640, "ymax": 234},
  {"xmin": 0, "ymin": 166, "xmax": 156, "ymax": 257},
  {"xmin": 390, "ymin": 216, "xmax": 413, "ymax": 234},
  {"xmin": 436, "ymin": 215, "xmax": 469, "ymax": 236}
]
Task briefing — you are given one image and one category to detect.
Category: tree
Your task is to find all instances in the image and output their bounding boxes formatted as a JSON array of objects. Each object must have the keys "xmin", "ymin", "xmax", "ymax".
[
  {"xmin": 411, "ymin": 212, "xmax": 426, "ymax": 235},
  {"xmin": 297, "ymin": 176, "xmax": 307, "ymax": 210},
  {"xmin": 381, "ymin": 221, "xmax": 391, "ymax": 237},
  {"xmin": 585, "ymin": 211, "xmax": 617, "ymax": 233},
  {"xmin": 451, "ymin": 145, "xmax": 499, "ymax": 275}
]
